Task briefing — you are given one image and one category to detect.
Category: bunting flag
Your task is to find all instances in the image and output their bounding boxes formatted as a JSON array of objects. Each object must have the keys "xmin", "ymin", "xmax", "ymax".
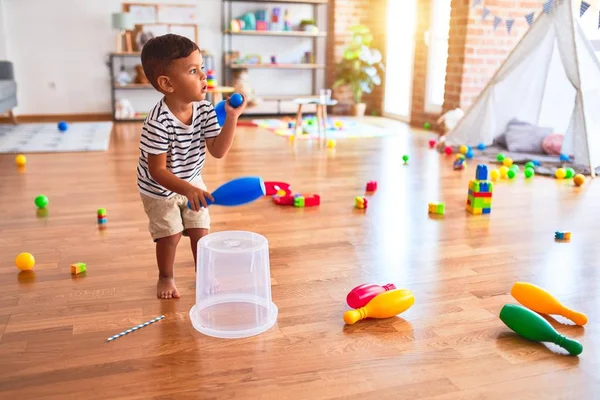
[
  {"xmin": 543, "ymin": 0, "xmax": 554, "ymax": 14},
  {"xmin": 580, "ymin": 1, "xmax": 590, "ymax": 17},
  {"xmin": 493, "ymin": 16, "xmax": 502, "ymax": 30},
  {"xmin": 525, "ymin": 12, "xmax": 535, "ymax": 25},
  {"xmin": 482, "ymin": 7, "xmax": 490, "ymax": 20},
  {"xmin": 471, "ymin": 0, "xmax": 481, "ymax": 8},
  {"xmin": 506, "ymin": 19, "xmax": 515, "ymax": 34}
]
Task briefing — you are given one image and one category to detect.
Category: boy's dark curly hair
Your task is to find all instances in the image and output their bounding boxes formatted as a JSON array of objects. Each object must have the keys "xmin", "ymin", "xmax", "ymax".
[{"xmin": 141, "ymin": 34, "xmax": 199, "ymax": 91}]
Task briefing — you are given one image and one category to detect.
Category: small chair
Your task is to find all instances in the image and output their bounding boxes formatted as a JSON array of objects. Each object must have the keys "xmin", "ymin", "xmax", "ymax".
[
  {"xmin": 0, "ymin": 61, "xmax": 17, "ymax": 124},
  {"xmin": 293, "ymin": 96, "xmax": 338, "ymax": 140}
]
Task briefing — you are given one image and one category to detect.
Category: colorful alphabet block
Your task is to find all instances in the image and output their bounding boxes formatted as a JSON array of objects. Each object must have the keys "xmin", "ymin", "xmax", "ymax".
[{"xmin": 366, "ymin": 181, "xmax": 377, "ymax": 192}]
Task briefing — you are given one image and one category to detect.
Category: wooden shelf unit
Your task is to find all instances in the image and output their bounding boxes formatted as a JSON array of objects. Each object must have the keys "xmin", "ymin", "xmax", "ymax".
[
  {"xmin": 229, "ymin": 63, "xmax": 325, "ymax": 69},
  {"xmin": 222, "ymin": 0, "xmax": 329, "ymax": 115},
  {"xmin": 224, "ymin": 29, "xmax": 326, "ymax": 37}
]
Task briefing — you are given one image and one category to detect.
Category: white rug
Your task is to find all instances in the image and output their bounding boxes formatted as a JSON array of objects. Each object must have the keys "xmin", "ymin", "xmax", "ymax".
[{"xmin": 0, "ymin": 122, "xmax": 113, "ymax": 153}]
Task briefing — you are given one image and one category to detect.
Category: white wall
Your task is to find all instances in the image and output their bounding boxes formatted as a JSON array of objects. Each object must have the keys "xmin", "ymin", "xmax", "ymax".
[
  {"xmin": 0, "ymin": 0, "xmax": 8, "ymax": 59},
  {"xmin": 3, "ymin": 0, "xmax": 326, "ymax": 115},
  {"xmin": 3, "ymin": 0, "xmax": 221, "ymax": 115}
]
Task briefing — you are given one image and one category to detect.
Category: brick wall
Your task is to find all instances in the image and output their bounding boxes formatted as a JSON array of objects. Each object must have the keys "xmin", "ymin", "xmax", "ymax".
[
  {"xmin": 327, "ymin": 0, "xmax": 387, "ymax": 115},
  {"xmin": 456, "ymin": 0, "xmax": 532, "ymax": 109},
  {"xmin": 408, "ymin": 0, "xmax": 533, "ymax": 130}
]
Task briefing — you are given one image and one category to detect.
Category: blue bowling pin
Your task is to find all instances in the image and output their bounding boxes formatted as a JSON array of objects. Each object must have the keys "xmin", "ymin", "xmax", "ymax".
[
  {"xmin": 188, "ymin": 176, "xmax": 265, "ymax": 209},
  {"xmin": 214, "ymin": 93, "xmax": 244, "ymax": 126}
]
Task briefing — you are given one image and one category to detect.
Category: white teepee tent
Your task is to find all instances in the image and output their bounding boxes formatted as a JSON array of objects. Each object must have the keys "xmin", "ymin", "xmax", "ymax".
[{"xmin": 446, "ymin": 0, "xmax": 600, "ymax": 176}]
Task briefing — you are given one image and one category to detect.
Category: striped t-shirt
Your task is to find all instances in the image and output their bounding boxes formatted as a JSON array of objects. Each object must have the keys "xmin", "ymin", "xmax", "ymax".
[{"xmin": 137, "ymin": 99, "xmax": 220, "ymax": 199}]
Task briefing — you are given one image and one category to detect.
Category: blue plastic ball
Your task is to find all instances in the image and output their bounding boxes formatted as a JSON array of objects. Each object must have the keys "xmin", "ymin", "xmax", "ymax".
[
  {"xmin": 532, "ymin": 160, "xmax": 541, "ymax": 166},
  {"xmin": 559, "ymin": 154, "xmax": 569, "ymax": 161},
  {"xmin": 57, "ymin": 121, "xmax": 68, "ymax": 132},
  {"xmin": 477, "ymin": 143, "xmax": 486, "ymax": 150},
  {"xmin": 465, "ymin": 149, "xmax": 474, "ymax": 159},
  {"xmin": 229, "ymin": 93, "xmax": 244, "ymax": 108}
]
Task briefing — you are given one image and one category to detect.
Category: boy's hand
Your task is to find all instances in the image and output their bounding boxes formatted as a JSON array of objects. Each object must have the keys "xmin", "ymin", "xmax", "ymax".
[
  {"xmin": 185, "ymin": 186, "xmax": 214, "ymax": 211},
  {"xmin": 225, "ymin": 94, "xmax": 247, "ymax": 120}
]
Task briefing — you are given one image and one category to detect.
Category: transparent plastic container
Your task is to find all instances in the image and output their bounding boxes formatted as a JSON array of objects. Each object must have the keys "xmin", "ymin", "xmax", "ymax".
[{"xmin": 189, "ymin": 231, "xmax": 278, "ymax": 339}]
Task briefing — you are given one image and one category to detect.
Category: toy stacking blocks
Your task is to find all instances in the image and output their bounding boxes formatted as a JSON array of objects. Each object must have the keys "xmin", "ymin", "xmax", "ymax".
[
  {"xmin": 355, "ymin": 196, "xmax": 368, "ymax": 209},
  {"xmin": 466, "ymin": 164, "xmax": 493, "ymax": 215},
  {"xmin": 71, "ymin": 262, "xmax": 86, "ymax": 275},
  {"xmin": 273, "ymin": 193, "xmax": 320, "ymax": 207},
  {"xmin": 97, "ymin": 208, "xmax": 107, "ymax": 224},
  {"xmin": 555, "ymin": 231, "xmax": 571, "ymax": 241},
  {"xmin": 365, "ymin": 181, "xmax": 377, "ymax": 192},
  {"xmin": 206, "ymin": 70, "xmax": 217, "ymax": 89},
  {"xmin": 428, "ymin": 202, "xmax": 445, "ymax": 215}
]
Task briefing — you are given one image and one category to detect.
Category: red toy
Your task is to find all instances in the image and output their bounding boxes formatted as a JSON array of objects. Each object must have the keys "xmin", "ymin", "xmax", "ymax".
[
  {"xmin": 346, "ymin": 283, "xmax": 397, "ymax": 309},
  {"xmin": 264, "ymin": 181, "xmax": 292, "ymax": 196},
  {"xmin": 444, "ymin": 146, "xmax": 453, "ymax": 155},
  {"xmin": 428, "ymin": 140, "xmax": 436, "ymax": 148},
  {"xmin": 365, "ymin": 181, "xmax": 377, "ymax": 192},
  {"xmin": 273, "ymin": 193, "xmax": 320, "ymax": 207}
]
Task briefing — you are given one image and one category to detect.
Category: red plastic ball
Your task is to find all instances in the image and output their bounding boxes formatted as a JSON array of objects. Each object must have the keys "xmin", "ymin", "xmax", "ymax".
[
  {"xmin": 444, "ymin": 146, "xmax": 453, "ymax": 155},
  {"xmin": 428, "ymin": 140, "xmax": 436, "ymax": 148}
]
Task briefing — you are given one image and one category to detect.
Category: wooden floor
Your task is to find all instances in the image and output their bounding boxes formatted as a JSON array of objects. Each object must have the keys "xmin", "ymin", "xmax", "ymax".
[{"xmin": 0, "ymin": 118, "xmax": 599, "ymax": 399}]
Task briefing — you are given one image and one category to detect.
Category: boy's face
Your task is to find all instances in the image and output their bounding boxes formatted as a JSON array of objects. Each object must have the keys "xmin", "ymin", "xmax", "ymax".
[{"xmin": 163, "ymin": 50, "xmax": 207, "ymax": 102}]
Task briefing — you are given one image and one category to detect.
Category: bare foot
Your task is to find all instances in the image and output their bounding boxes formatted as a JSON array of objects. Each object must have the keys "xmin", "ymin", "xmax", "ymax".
[{"xmin": 157, "ymin": 277, "xmax": 180, "ymax": 299}]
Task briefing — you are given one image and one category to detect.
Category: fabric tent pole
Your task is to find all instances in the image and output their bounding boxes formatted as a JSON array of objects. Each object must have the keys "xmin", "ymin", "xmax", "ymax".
[{"xmin": 567, "ymin": 0, "xmax": 595, "ymax": 177}]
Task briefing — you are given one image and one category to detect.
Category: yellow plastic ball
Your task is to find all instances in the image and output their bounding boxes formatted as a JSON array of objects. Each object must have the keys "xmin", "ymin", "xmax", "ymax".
[
  {"xmin": 499, "ymin": 166, "xmax": 509, "ymax": 178},
  {"xmin": 15, "ymin": 252, "xmax": 35, "ymax": 271},
  {"xmin": 490, "ymin": 169, "xmax": 500, "ymax": 181},
  {"xmin": 15, "ymin": 154, "xmax": 27, "ymax": 167},
  {"xmin": 327, "ymin": 139, "xmax": 336, "ymax": 148},
  {"xmin": 503, "ymin": 158, "xmax": 513, "ymax": 167},
  {"xmin": 573, "ymin": 174, "xmax": 586, "ymax": 186},
  {"xmin": 455, "ymin": 153, "xmax": 465, "ymax": 160},
  {"xmin": 555, "ymin": 168, "xmax": 566, "ymax": 179},
  {"xmin": 459, "ymin": 145, "xmax": 468, "ymax": 154}
]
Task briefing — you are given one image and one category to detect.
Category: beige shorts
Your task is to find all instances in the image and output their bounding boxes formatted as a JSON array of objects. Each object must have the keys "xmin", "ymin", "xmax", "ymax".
[{"xmin": 140, "ymin": 176, "xmax": 210, "ymax": 241}]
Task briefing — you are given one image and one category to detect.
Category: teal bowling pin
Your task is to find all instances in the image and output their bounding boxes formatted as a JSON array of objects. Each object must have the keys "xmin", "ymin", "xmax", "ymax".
[{"xmin": 499, "ymin": 304, "xmax": 583, "ymax": 356}]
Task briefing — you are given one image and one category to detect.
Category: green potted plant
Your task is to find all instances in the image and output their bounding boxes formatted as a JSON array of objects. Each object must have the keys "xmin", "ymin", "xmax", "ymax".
[{"xmin": 333, "ymin": 25, "xmax": 384, "ymax": 117}]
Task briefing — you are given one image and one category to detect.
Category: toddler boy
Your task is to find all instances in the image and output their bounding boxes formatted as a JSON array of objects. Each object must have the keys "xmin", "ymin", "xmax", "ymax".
[{"xmin": 137, "ymin": 34, "xmax": 246, "ymax": 299}]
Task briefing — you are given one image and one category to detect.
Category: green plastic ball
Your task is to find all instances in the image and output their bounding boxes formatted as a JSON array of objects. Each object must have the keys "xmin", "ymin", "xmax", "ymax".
[
  {"xmin": 34, "ymin": 195, "xmax": 48, "ymax": 209},
  {"xmin": 497, "ymin": 153, "xmax": 505, "ymax": 162},
  {"xmin": 524, "ymin": 167, "xmax": 535, "ymax": 178},
  {"xmin": 507, "ymin": 169, "xmax": 516, "ymax": 179},
  {"xmin": 402, "ymin": 154, "xmax": 409, "ymax": 163},
  {"xmin": 525, "ymin": 161, "xmax": 535, "ymax": 169},
  {"xmin": 510, "ymin": 165, "xmax": 520, "ymax": 173},
  {"xmin": 565, "ymin": 168, "xmax": 575, "ymax": 179},
  {"xmin": 423, "ymin": 122, "xmax": 431, "ymax": 130}
]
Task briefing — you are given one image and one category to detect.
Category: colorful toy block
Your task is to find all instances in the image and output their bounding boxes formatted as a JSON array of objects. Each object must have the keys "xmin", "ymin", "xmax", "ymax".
[
  {"xmin": 466, "ymin": 164, "xmax": 493, "ymax": 215},
  {"xmin": 555, "ymin": 231, "xmax": 571, "ymax": 240},
  {"xmin": 366, "ymin": 181, "xmax": 377, "ymax": 192},
  {"xmin": 71, "ymin": 262, "xmax": 87, "ymax": 275},
  {"xmin": 294, "ymin": 195, "xmax": 305, "ymax": 208},
  {"xmin": 428, "ymin": 202, "xmax": 445, "ymax": 215},
  {"xmin": 355, "ymin": 196, "xmax": 368, "ymax": 209},
  {"xmin": 304, "ymin": 194, "xmax": 320, "ymax": 207},
  {"xmin": 97, "ymin": 208, "xmax": 107, "ymax": 224}
]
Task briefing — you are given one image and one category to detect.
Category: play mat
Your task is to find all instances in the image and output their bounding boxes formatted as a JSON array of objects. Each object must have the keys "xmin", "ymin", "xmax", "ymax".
[{"xmin": 251, "ymin": 116, "xmax": 395, "ymax": 140}]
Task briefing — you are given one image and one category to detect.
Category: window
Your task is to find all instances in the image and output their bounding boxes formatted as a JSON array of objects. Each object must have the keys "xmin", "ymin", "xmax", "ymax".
[
  {"xmin": 578, "ymin": 2, "xmax": 600, "ymax": 60},
  {"xmin": 425, "ymin": 0, "xmax": 452, "ymax": 112}
]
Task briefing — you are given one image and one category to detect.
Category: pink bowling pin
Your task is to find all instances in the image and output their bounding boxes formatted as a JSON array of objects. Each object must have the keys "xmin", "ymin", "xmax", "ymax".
[{"xmin": 346, "ymin": 283, "xmax": 396, "ymax": 308}]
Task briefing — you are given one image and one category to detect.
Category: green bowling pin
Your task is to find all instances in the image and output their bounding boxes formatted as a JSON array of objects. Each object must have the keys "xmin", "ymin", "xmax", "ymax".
[{"xmin": 499, "ymin": 304, "xmax": 583, "ymax": 356}]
